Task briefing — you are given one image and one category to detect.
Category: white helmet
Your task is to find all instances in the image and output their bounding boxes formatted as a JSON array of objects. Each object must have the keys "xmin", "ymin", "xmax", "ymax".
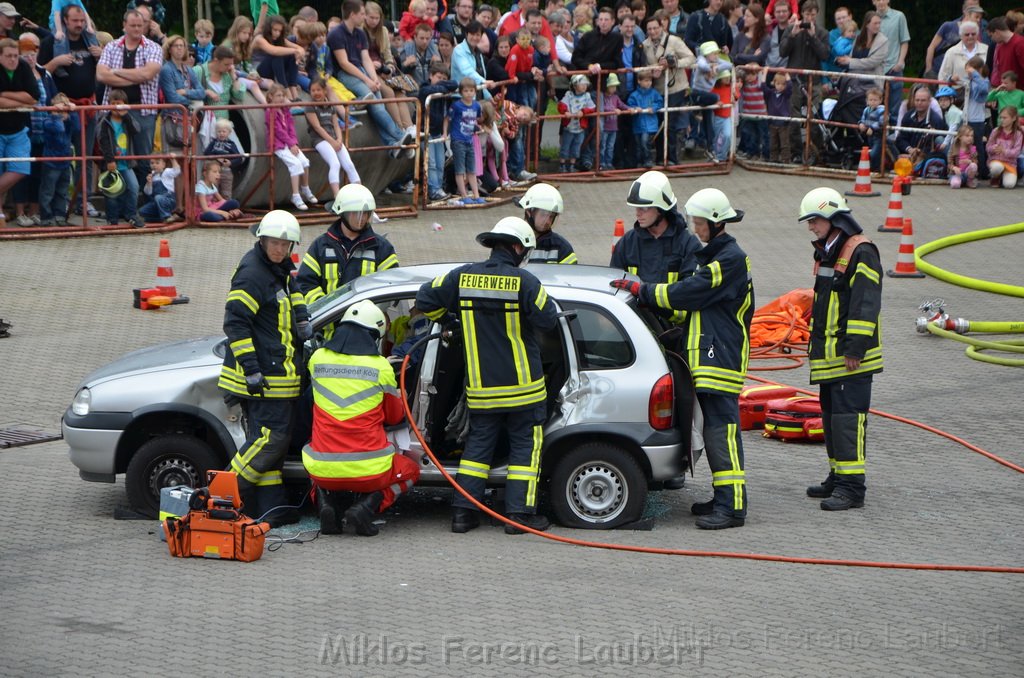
[
  {"xmin": 341, "ymin": 300, "xmax": 387, "ymax": 338},
  {"xmin": 516, "ymin": 183, "xmax": 564, "ymax": 214},
  {"xmin": 626, "ymin": 171, "xmax": 677, "ymax": 211},
  {"xmin": 476, "ymin": 216, "xmax": 536, "ymax": 249},
  {"xmin": 331, "ymin": 183, "xmax": 376, "ymax": 215},
  {"xmin": 684, "ymin": 188, "xmax": 744, "ymax": 224},
  {"xmin": 798, "ymin": 187, "xmax": 851, "ymax": 222},
  {"xmin": 254, "ymin": 209, "xmax": 301, "ymax": 243}
]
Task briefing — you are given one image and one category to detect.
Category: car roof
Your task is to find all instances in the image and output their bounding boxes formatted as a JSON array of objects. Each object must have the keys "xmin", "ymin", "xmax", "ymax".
[{"xmin": 345, "ymin": 263, "xmax": 625, "ymax": 295}]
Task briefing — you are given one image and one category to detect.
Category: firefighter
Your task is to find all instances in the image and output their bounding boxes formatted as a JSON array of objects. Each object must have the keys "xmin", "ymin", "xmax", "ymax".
[
  {"xmin": 415, "ymin": 217, "xmax": 559, "ymax": 534},
  {"xmin": 611, "ymin": 169, "xmax": 702, "ymax": 490},
  {"xmin": 303, "ymin": 300, "xmax": 420, "ymax": 536},
  {"xmin": 611, "ymin": 170, "xmax": 702, "ymax": 288},
  {"xmin": 798, "ymin": 187, "xmax": 882, "ymax": 511},
  {"xmin": 611, "ymin": 188, "xmax": 753, "ymax": 529},
  {"xmin": 516, "ymin": 183, "xmax": 577, "ymax": 265},
  {"xmin": 219, "ymin": 210, "xmax": 311, "ymax": 527},
  {"xmin": 296, "ymin": 184, "xmax": 399, "ymax": 310}
]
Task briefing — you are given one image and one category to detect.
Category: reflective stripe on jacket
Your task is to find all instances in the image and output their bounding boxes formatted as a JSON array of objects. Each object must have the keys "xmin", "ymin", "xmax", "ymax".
[
  {"xmin": 296, "ymin": 221, "xmax": 400, "ymax": 306},
  {"xmin": 415, "ymin": 250, "xmax": 559, "ymax": 411},
  {"xmin": 219, "ymin": 244, "xmax": 307, "ymax": 399},
  {"xmin": 642, "ymin": 232, "xmax": 754, "ymax": 396},
  {"xmin": 529, "ymin": 231, "xmax": 577, "ymax": 265},
  {"xmin": 303, "ymin": 348, "xmax": 405, "ymax": 480},
  {"xmin": 809, "ymin": 234, "xmax": 883, "ymax": 384}
]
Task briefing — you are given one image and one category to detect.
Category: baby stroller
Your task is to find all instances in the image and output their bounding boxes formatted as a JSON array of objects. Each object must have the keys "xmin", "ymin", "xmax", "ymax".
[{"xmin": 817, "ymin": 85, "xmax": 868, "ymax": 169}]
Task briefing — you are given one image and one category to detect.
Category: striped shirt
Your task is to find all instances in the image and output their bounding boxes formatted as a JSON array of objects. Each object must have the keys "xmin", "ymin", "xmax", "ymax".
[
  {"xmin": 98, "ymin": 36, "xmax": 164, "ymax": 114},
  {"xmin": 740, "ymin": 81, "xmax": 766, "ymax": 116}
]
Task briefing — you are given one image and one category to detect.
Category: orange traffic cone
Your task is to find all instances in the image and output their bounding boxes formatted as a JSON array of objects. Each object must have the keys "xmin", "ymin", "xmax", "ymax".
[
  {"xmin": 877, "ymin": 177, "xmax": 905, "ymax": 232},
  {"xmin": 612, "ymin": 218, "xmax": 624, "ymax": 252},
  {"xmin": 886, "ymin": 217, "xmax": 924, "ymax": 278},
  {"xmin": 155, "ymin": 239, "xmax": 190, "ymax": 303},
  {"xmin": 844, "ymin": 147, "xmax": 880, "ymax": 197}
]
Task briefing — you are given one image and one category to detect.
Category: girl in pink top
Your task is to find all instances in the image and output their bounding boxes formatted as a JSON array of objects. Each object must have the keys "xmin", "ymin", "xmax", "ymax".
[
  {"xmin": 986, "ymin": 105, "xmax": 1023, "ymax": 189},
  {"xmin": 266, "ymin": 83, "xmax": 317, "ymax": 210},
  {"xmin": 946, "ymin": 125, "xmax": 978, "ymax": 189}
]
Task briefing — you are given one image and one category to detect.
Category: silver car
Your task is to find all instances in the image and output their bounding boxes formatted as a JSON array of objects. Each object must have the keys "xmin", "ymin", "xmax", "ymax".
[{"xmin": 63, "ymin": 264, "xmax": 693, "ymax": 529}]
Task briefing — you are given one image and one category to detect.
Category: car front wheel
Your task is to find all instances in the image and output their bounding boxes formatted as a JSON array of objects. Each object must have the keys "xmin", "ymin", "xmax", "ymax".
[
  {"xmin": 125, "ymin": 435, "xmax": 221, "ymax": 517},
  {"xmin": 549, "ymin": 443, "xmax": 646, "ymax": 529}
]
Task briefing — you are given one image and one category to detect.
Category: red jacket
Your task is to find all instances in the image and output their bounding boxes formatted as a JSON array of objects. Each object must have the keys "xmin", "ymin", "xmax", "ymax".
[
  {"xmin": 992, "ymin": 33, "xmax": 1024, "ymax": 88},
  {"xmin": 499, "ymin": 11, "xmax": 562, "ymax": 62}
]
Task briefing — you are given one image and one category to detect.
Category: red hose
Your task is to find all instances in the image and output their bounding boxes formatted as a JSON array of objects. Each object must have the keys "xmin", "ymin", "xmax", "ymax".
[{"xmin": 398, "ymin": 352, "xmax": 1024, "ymax": 574}]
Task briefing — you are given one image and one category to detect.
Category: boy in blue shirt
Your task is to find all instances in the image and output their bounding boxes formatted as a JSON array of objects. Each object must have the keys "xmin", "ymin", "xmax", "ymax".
[
  {"xmin": 627, "ymin": 71, "xmax": 663, "ymax": 168},
  {"xmin": 445, "ymin": 78, "xmax": 484, "ymax": 204},
  {"xmin": 418, "ymin": 62, "xmax": 458, "ymax": 201},
  {"xmin": 39, "ymin": 93, "xmax": 79, "ymax": 226},
  {"xmin": 858, "ymin": 88, "xmax": 886, "ymax": 172}
]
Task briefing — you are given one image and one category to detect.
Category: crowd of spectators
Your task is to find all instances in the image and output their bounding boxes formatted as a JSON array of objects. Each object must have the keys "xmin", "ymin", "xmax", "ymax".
[{"xmin": 3, "ymin": 0, "xmax": 1024, "ymax": 227}]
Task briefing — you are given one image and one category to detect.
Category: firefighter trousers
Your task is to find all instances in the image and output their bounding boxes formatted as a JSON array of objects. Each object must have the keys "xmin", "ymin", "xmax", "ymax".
[
  {"xmin": 316, "ymin": 453, "xmax": 420, "ymax": 512},
  {"xmin": 454, "ymin": 406, "xmax": 545, "ymax": 514},
  {"xmin": 697, "ymin": 393, "xmax": 747, "ymax": 518},
  {"xmin": 230, "ymin": 398, "xmax": 294, "ymax": 492},
  {"xmin": 819, "ymin": 375, "xmax": 871, "ymax": 502}
]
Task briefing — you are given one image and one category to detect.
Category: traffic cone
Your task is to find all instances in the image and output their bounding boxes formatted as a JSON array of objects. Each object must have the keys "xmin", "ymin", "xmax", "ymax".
[
  {"xmin": 886, "ymin": 218, "xmax": 925, "ymax": 278},
  {"xmin": 155, "ymin": 239, "xmax": 190, "ymax": 304},
  {"xmin": 844, "ymin": 147, "xmax": 880, "ymax": 197},
  {"xmin": 877, "ymin": 177, "xmax": 905, "ymax": 232},
  {"xmin": 612, "ymin": 218, "xmax": 624, "ymax": 252}
]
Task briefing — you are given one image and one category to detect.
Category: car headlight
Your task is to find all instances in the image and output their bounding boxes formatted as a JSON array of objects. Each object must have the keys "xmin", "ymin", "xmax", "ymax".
[{"xmin": 72, "ymin": 388, "xmax": 92, "ymax": 416}]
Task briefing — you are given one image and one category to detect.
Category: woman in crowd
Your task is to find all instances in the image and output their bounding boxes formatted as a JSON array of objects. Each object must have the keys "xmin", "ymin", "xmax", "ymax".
[
  {"xmin": 252, "ymin": 14, "xmax": 305, "ymax": 101},
  {"xmin": 936, "ymin": 20, "xmax": 987, "ymax": 93},
  {"xmin": 13, "ymin": 34, "xmax": 54, "ymax": 227},
  {"xmin": 223, "ymin": 16, "xmax": 271, "ymax": 105},
  {"xmin": 158, "ymin": 36, "xmax": 205, "ymax": 152},
  {"xmin": 365, "ymin": 1, "xmax": 416, "ymax": 135},
  {"xmin": 732, "ymin": 5, "xmax": 769, "ymax": 67},
  {"xmin": 836, "ymin": 11, "xmax": 888, "ymax": 99}
]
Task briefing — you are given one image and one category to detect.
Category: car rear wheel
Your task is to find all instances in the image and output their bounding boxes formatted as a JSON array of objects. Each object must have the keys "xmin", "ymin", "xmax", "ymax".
[
  {"xmin": 125, "ymin": 435, "xmax": 221, "ymax": 517},
  {"xmin": 549, "ymin": 443, "xmax": 646, "ymax": 529}
]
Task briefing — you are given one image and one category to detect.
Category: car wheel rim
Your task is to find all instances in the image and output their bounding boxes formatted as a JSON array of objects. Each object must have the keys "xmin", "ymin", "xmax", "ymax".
[
  {"xmin": 566, "ymin": 462, "xmax": 627, "ymax": 523},
  {"xmin": 148, "ymin": 457, "xmax": 201, "ymax": 497}
]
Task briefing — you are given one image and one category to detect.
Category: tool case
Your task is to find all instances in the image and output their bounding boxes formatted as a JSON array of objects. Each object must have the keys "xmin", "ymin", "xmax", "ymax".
[{"xmin": 739, "ymin": 385, "xmax": 799, "ymax": 430}]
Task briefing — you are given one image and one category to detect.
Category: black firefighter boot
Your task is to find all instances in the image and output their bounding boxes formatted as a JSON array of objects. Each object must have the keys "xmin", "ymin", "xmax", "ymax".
[
  {"xmin": 694, "ymin": 426, "xmax": 746, "ymax": 530},
  {"xmin": 820, "ymin": 413, "xmax": 866, "ymax": 511},
  {"xmin": 807, "ymin": 425, "xmax": 837, "ymax": 498},
  {"xmin": 451, "ymin": 507, "xmax": 481, "ymax": 533},
  {"xmin": 317, "ymin": 487, "xmax": 343, "ymax": 535},
  {"xmin": 344, "ymin": 491, "xmax": 384, "ymax": 536},
  {"xmin": 505, "ymin": 512, "xmax": 551, "ymax": 535}
]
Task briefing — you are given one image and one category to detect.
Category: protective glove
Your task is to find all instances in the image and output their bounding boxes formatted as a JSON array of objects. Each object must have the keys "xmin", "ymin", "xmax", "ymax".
[
  {"xmin": 609, "ymin": 279, "xmax": 642, "ymax": 297},
  {"xmin": 296, "ymin": 320, "xmax": 312, "ymax": 340},
  {"xmin": 245, "ymin": 372, "xmax": 269, "ymax": 396}
]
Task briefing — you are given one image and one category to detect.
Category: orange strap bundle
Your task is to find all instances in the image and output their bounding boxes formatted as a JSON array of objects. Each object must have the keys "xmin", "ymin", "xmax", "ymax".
[{"xmin": 749, "ymin": 288, "xmax": 813, "ymax": 349}]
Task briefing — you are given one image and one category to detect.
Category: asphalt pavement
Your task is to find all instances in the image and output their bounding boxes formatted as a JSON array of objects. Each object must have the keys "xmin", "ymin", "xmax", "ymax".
[{"xmin": 0, "ymin": 167, "xmax": 1021, "ymax": 677}]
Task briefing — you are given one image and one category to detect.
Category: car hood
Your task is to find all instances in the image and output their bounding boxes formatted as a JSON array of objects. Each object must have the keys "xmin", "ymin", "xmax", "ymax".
[{"xmin": 80, "ymin": 336, "xmax": 225, "ymax": 387}]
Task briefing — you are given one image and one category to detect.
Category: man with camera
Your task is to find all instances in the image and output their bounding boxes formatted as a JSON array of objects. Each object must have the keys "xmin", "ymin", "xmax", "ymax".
[
  {"xmin": 780, "ymin": 0, "xmax": 829, "ymax": 160},
  {"xmin": 642, "ymin": 13, "xmax": 696, "ymax": 165}
]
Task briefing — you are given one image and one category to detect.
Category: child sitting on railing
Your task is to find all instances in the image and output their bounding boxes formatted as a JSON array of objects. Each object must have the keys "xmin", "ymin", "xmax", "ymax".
[
  {"xmin": 266, "ymin": 83, "xmax": 318, "ymax": 210},
  {"xmin": 195, "ymin": 161, "xmax": 243, "ymax": 222},
  {"xmin": 203, "ymin": 119, "xmax": 244, "ymax": 200}
]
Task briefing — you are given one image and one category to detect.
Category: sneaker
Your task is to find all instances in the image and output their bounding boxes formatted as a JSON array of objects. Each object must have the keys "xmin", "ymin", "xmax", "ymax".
[
  {"xmin": 291, "ymin": 194, "xmax": 308, "ymax": 211},
  {"xmin": 300, "ymin": 186, "xmax": 318, "ymax": 204},
  {"xmin": 73, "ymin": 201, "xmax": 101, "ymax": 218},
  {"xmin": 30, "ymin": 214, "xmax": 41, "ymax": 225},
  {"xmin": 469, "ymin": 197, "xmax": 487, "ymax": 205},
  {"xmin": 735, "ymin": 150, "xmax": 750, "ymax": 160},
  {"xmin": 389, "ymin": 146, "xmax": 402, "ymax": 159},
  {"xmin": 684, "ymin": 138, "xmax": 696, "ymax": 151},
  {"xmin": 15, "ymin": 214, "xmax": 34, "ymax": 227},
  {"xmin": 55, "ymin": 216, "xmax": 67, "ymax": 226},
  {"xmin": 361, "ymin": 91, "xmax": 377, "ymax": 101},
  {"xmin": 515, "ymin": 170, "xmax": 537, "ymax": 181},
  {"xmin": 38, "ymin": 218, "xmax": 55, "ymax": 227},
  {"xmin": 500, "ymin": 181, "xmax": 513, "ymax": 190},
  {"xmin": 404, "ymin": 124, "xmax": 418, "ymax": 139},
  {"xmin": 429, "ymin": 190, "xmax": 450, "ymax": 201},
  {"xmin": 399, "ymin": 180, "xmax": 414, "ymax": 194},
  {"xmin": 164, "ymin": 213, "xmax": 182, "ymax": 224},
  {"xmin": 128, "ymin": 216, "xmax": 145, "ymax": 229}
]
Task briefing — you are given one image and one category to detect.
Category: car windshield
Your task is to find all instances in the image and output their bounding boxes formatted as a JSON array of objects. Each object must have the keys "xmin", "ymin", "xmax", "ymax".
[{"xmin": 308, "ymin": 281, "xmax": 358, "ymax": 317}]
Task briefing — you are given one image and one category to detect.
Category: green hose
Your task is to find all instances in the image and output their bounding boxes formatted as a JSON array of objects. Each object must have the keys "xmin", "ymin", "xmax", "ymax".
[
  {"xmin": 914, "ymin": 222, "xmax": 1024, "ymax": 298},
  {"xmin": 915, "ymin": 222, "xmax": 1024, "ymax": 366}
]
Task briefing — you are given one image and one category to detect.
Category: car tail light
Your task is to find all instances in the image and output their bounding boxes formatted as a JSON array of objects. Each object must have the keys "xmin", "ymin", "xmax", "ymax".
[{"xmin": 648, "ymin": 373, "xmax": 674, "ymax": 430}]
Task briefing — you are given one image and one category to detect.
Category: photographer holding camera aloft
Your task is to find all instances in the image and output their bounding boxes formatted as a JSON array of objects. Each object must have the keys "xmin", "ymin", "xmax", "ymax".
[{"xmin": 779, "ymin": 0, "xmax": 829, "ymax": 159}]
